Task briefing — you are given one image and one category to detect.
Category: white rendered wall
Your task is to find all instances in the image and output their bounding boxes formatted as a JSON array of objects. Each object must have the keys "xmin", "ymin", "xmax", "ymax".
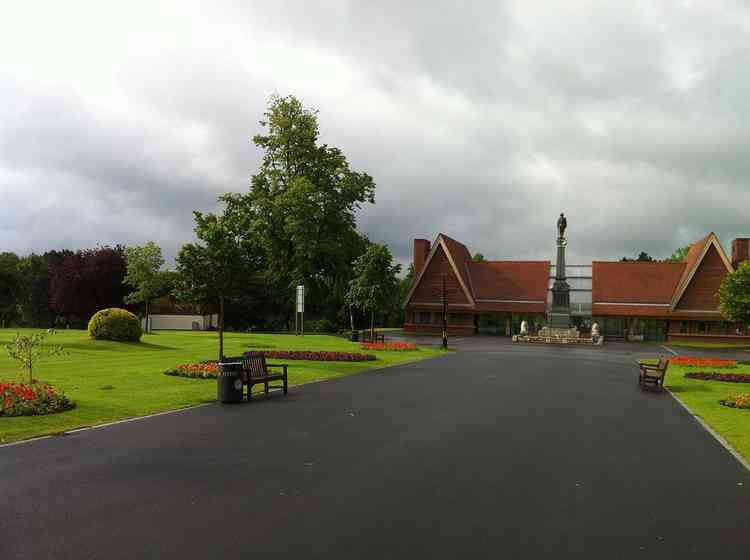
[{"xmin": 141, "ymin": 314, "xmax": 218, "ymax": 331}]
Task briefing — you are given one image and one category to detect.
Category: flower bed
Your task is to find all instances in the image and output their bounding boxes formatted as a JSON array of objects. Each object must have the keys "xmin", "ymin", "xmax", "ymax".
[
  {"xmin": 719, "ymin": 394, "xmax": 750, "ymax": 409},
  {"xmin": 164, "ymin": 362, "xmax": 219, "ymax": 379},
  {"xmin": 361, "ymin": 342, "xmax": 417, "ymax": 351},
  {"xmin": 1, "ymin": 381, "xmax": 75, "ymax": 417},
  {"xmin": 670, "ymin": 357, "xmax": 737, "ymax": 368},
  {"xmin": 165, "ymin": 350, "xmax": 377, "ymax": 379},
  {"xmin": 243, "ymin": 350, "xmax": 376, "ymax": 362},
  {"xmin": 685, "ymin": 371, "xmax": 750, "ymax": 383}
]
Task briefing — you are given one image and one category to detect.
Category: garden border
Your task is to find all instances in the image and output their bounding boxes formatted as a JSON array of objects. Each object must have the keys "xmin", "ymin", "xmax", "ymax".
[{"xmin": 666, "ymin": 388, "xmax": 750, "ymax": 473}]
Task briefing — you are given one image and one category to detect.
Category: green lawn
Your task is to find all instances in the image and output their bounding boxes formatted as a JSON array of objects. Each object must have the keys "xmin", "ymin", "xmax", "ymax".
[
  {"xmin": 666, "ymin": 341, "xmax": 750, "ymax": 350},
  {"xmin": 661, "ymin": 362, "xmax": 750, "ymax": 462},
  {"xmin": 0, "ymin": 329, "xmax": 444, "ymax": 444}
]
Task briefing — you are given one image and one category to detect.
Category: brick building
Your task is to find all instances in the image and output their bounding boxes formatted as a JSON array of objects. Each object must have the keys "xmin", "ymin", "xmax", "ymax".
[{"xmin": 404, "ymin": 232, "xmax": 750, "ymax": 343}]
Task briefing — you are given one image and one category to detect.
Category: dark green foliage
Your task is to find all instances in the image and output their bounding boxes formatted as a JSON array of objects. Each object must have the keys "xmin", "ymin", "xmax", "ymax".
[
  {"xmin": 346, "ymin": 244, "xmax": 401, "ymax": 336},
  {"xmin": 221, "ymin": 94, "xmax": 375, "ymax": 328},
  {"xmin": 719, "ymin": 260, "xmax": 750, "ymax": 326},
  {"xmin": 0, "ymin": 252, "xmax": 21, "ymax": 328},
  {"xmin": 621, "ymin": 252, "xmax": 654, "ymax": 262},
  {"xmin": 472, "ymin": 253, "xmax": 485, "ymax": 262},
  {"xmin": 665, "ymin": 245, "xmax": 691, "ymax": 262},
  {"xmin": 124, "ymin": 242, "xmax": 166, "ymax": 332},
  {"xmin": 304, "ymin": 318, "xmax": 337, "ymax": 333},
  {"xmin": 175, "ymin": 206, "xmax": 262, "ymax": 359},
  {"xmin": 88, "ymin": 308, "xmax": 142, "ymax": 342}
]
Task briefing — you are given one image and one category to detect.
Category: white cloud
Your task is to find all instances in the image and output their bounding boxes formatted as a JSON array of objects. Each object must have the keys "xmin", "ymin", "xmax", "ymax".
[{"xmin": 1, "ymin": 0, "xmax": 750, "ymax": 268}]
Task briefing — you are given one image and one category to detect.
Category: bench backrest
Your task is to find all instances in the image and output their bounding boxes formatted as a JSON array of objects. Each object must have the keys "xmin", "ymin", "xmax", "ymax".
[
  {"xmin": 651, "ymin": 357, "xmax": 669, "ymax": 377},
  {"xmin": 242, "ymin": 352, "xmax": 268, "ymax": 378}
]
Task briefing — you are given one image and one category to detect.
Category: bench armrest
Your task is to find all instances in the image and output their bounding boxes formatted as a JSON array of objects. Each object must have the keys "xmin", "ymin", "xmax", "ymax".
[{"xmin": 266, "ymin": 363, "xmax": 289, "ymax": 368}]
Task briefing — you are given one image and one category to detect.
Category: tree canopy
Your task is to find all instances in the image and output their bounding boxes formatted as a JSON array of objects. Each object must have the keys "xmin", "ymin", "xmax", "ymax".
[
  {"xmin": 222, "ymin": 94, "xmax": 375, "ymax": 326},
  {"xmin": 49, "ymin": 247, "xmax": 128, "ymax": 326},
  {"xmin": 719, "ymin": 260, "xmax": 750, "ymax": 326},
  {"xmin": 621, "ymin": 251, "xmax": 654, "ymax": 262},
  {"xmin": 124, "ymin": 241, "xmax": 166, "ymax": 332},
  {"xmin": 665, "ymin": 245, "xmax": 691, "ymax": 262},
  {"xmin": 346, "ymin": 244, "xmax": 401, "ymax": 336},
  {"xmin": 175, "ymin": 208, "xmax": 262, "ymax": 359}
]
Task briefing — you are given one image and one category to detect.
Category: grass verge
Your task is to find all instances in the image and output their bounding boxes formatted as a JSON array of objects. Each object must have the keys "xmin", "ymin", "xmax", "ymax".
[
  {"xmin": 0, "ymin": 329, "xmax": 445, "ymax": 444},
  {"xmin": 665, "ymin": 341, "xmax": 750, "ymax": 350},
  {"xmin": 658, "ymin": 360, "xmax": 750, "ymax": 463}
]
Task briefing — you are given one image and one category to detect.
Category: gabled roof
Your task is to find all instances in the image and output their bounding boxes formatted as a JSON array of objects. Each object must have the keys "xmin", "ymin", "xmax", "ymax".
[
  {"xmin": 469, "ymin": 261, "xmax": 550, "ymax": 302},
  {"xmin": 670, "ymin": 232, "xmax": 733, "ymax": 310},
  {"xmin": 405, "ymin": 233, "xmax": 550, "ymax": 312},
  {"xmin": 404, "ymin": 233, "xmax": 475, "ymax": 306},
  {"xmin": 592, "ymin": 261, "xmax": 685, "ymax": 304},
  {"xmin": 440, "ymin": 233, "xmax": 474, "ymax": 299}
]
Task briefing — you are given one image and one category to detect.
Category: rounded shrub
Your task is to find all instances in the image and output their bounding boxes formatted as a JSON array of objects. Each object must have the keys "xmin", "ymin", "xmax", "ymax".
[{"xmin": 88, "ymin": 308, "xmax": 142, "ymax": 342}]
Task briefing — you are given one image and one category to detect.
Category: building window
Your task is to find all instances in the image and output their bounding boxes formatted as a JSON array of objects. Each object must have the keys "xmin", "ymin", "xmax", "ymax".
[
  {"xmin": 698, "ymin": 322, "xmax": 707, "ymax": 334},
  {"xmin": 418, "ymin": 312, "xmax": 431, "ymax": 324},
  {"xmin": 680, "ymin": 321, "xmax": 688, "ymax": 334}
]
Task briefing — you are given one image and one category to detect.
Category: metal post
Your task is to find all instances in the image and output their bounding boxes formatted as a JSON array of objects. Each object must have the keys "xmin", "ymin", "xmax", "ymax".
[{"xmin": 442, "ymin": 273, "xmax": 448, "ymax": 349}]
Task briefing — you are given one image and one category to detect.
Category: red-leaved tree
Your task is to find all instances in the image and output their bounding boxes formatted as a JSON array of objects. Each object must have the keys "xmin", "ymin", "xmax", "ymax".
[{"xmin": 49, "ymin": 246, "xmax": 128, "ymax": 326}]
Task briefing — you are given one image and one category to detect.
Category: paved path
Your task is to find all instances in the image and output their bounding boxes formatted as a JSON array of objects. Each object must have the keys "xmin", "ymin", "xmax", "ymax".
[{"xmin": 2, "ymin": 342, "xmax": 749, "ymax": 559}]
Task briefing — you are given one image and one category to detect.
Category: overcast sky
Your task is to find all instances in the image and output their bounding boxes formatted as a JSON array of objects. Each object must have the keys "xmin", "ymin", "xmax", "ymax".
[{"xmin": 2, "ymin": 1, "xmax": 750, "ymax": 268}]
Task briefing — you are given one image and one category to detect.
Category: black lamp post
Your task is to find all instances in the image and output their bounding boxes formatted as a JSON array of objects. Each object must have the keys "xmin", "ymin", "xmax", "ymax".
[{"xmin": 442, "ymin": 273, "xmax": 448, "ymax": 349}]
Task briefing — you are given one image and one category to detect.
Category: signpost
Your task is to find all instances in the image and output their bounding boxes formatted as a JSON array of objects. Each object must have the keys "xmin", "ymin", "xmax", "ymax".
[{"xmin": 295, "ymin": 285, "xmax": 305, "ymax": 336}]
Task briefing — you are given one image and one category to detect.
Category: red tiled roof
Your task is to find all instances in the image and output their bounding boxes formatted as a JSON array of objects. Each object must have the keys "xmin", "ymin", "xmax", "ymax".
[
  {"xmin": 439, "ymin": 233, "xmax": 474, "ymax": 299},
  {"xmin": 468, "ymin": 261, "xmax": 550, "ymax": 302},
  {"xmin": 592, "ymin": 261, "xmax": 685, "ymax": 304},
  {"xmin": 673, "ymin": 233, "xmax": 712, "ymax": 303}
]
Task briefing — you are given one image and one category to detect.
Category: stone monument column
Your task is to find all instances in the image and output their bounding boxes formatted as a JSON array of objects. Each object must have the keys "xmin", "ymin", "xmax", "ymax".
[{"xmin": 549, "ymin": 213, "xmax": 572, "ymax": 328}]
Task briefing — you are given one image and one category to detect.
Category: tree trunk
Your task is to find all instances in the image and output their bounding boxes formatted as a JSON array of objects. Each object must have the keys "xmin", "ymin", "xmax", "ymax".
[
  {"xmin": 350, "ymin": 308, "xmax": 355, "ymax": 333},
  {"xmin": 145, "ymin": 299, "xmax": 150, "ymax": 334},
  {"xmin": 370, "ymin": 309, "xmax": 374, "ymax": 340},
  {"xmin": 219, "ymin": 296, "xmax": 225, "ymax": 361}
]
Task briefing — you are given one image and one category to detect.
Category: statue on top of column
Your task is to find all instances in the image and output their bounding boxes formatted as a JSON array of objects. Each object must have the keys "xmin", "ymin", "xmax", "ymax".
[{"xmin": 557, "ymin": 213, "xmax": 567, "ymax": 239}]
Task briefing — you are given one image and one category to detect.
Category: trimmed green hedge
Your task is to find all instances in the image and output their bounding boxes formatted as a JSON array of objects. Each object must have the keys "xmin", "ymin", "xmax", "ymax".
[{"xmin": 88, "ymin": 308, "xmax": 142, "ymax": 342}]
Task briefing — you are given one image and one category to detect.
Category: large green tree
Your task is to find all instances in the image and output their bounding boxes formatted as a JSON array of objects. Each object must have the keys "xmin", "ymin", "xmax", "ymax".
[
  {"xmin": 124, "ymin": 241, "xmax": 166, "ymax": 333},
  {"xmin": 222, "ymin": 94, "xmax": 375, "ymax": 327},
  {"xmin": 719, "ymin": 260, "xmax": 750, "ymax": 327},
  {"xmin": 175, "ymin": 208, "xmax": 261, "ymax": 360},
  {"xmin": 0, "ymin": 252, "xmax": 21, "ymax": 328},
  {"xmin": 346, "ymin": 244, "xmax": 401, "ymax": 338}
]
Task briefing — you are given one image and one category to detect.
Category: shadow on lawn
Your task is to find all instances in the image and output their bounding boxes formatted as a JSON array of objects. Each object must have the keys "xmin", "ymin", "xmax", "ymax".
[{"xmin": 63, "ymin": 340, "xmax": 177, "ymax": 352}]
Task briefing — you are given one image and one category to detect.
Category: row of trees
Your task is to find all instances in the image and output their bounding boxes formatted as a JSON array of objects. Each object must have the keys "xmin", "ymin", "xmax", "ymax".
[
  {"xmin": 1, "ymin": 95, "xmax": 407, "ymax": 352},
  {"xmin": 620, "ymin": 245, "xmax": 691, "ymax": 262}
]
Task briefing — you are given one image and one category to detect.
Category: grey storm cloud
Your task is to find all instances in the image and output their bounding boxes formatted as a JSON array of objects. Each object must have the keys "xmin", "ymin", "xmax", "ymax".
[{"xmin": 2, "ymin": 0, "xmax": 750, "ymax": 268}]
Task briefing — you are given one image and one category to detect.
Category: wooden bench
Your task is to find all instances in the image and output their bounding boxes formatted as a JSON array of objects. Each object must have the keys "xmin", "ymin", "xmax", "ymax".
[
  {"xmin": 241, "ymin": 352, "xmax": 288, "ymax": 400},
  {"xmin": 360, "ymin": 331, "xmax": 386, "ymax": 343},
  {"xmin": 638, "ymin": 357, "xmax": 669, "ymax": 390}
]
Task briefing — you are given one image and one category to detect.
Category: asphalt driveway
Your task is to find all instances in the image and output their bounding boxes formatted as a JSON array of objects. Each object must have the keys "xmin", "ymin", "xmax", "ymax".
[{"xmin": 1, "ymin": 342, "xmax": 748, "ymax": 559}]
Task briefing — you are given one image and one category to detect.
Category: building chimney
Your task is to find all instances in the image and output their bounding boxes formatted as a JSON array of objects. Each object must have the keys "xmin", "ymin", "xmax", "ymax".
[
  {"xmin": 413, "ymin": 239, "xmax": 431, "ymax": 274},
  {"xmin": 732, "ymin": 238, "xmax": 750, "ymax": 269}
]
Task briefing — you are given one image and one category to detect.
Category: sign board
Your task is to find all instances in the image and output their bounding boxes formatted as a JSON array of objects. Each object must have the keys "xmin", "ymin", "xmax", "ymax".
[{"xmin": 296, "ymin": 285, "xmax": 305, "ymax": 313}]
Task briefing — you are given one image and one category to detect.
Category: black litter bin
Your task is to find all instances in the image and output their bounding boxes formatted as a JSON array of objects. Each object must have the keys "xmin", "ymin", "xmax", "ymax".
[
  {"xmin": 217, "ymin": 361, "xmax": 244, "ymax": 403},
  {"xmin": 350, "ymin": 330, "xmax": 359, "ymax": 342}
]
